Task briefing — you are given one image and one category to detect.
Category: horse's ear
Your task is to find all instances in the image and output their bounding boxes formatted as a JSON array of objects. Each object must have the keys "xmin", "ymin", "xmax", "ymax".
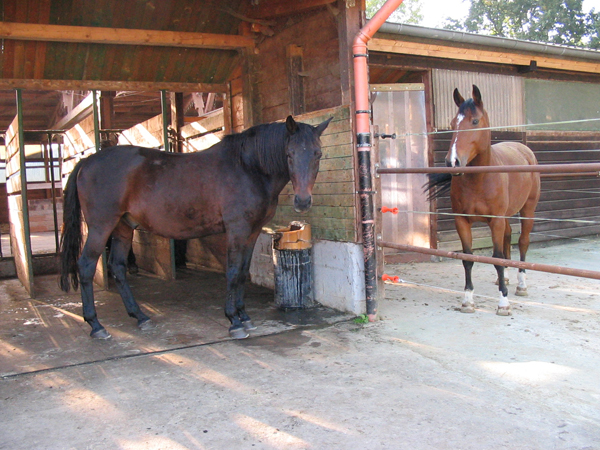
[
  {"xmin": 453, "ymin": 88, "xmax": 464, "ymax": 108},
  {"xmin": 286, "ymin": 115, "xmax": 298, "ymax": 134},
  {"xmin": 315, "ymin": 117, "xmax": 333, "ymax": 136},
  {"xmin": 472, "ymin": 85, "xmax": 482, "ymax": 107}
]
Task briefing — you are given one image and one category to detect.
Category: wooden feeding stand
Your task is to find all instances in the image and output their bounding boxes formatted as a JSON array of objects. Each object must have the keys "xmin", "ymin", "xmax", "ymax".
[{"xmin": 272, "ymin": 221, "xmax": 315, "ymax": 310}]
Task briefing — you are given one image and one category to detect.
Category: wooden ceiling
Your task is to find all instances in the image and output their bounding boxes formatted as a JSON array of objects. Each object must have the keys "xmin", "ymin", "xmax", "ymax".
[{"xmin": 0, "ymin": 0, "xmax": 336, "ymax": 135}]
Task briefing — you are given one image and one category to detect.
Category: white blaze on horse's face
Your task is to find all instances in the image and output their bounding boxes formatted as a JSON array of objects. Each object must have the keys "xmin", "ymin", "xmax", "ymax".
[
  {"xmin": 286, "ymin": 116, "xmax": 331, "ymax": 213},
  {"xmin": 446, "ymin": 104, "xmax": 485, "ymax": 175},
  {"xmin": 448, "ymin": 113, "xmax": 465, "ymax": 172}
]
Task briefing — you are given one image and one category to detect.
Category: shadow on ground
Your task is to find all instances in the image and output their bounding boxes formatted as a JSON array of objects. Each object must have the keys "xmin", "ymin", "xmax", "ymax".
[{"xmin": 0, "ymin": 268, "xmax": 352, "ymax": 377}]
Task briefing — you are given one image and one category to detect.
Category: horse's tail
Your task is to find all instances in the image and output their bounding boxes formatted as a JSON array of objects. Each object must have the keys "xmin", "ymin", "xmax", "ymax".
[
  {"xmin": 423, "ymin": 173, "xmax": 452, "ymax": 201},
  {"xmin": 59, "ymin": 161, "xmax": 84, "ymax": 292}
]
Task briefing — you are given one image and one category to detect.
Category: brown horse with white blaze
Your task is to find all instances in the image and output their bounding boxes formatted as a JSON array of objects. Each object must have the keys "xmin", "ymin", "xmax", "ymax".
[{"xmin": 428, "ymin": 85, "xmax": 540, "ymax": 315}]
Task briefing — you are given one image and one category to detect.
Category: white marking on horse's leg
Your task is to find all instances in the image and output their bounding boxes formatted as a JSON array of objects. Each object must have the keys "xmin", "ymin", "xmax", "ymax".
[
  {"xmin": 461, "ymin": 289, "xmax": 475, "ymax": 313},
  {"xmin": 517, "ymin": 271, "xmax": 526, "ymax": 288},
  {"xmin": 515, "ymin": 271, "xmax": 528, "ymax": 296},
  {"xmin": 496, "ymin": 292, "xmax": 512, "ymax": 316}
]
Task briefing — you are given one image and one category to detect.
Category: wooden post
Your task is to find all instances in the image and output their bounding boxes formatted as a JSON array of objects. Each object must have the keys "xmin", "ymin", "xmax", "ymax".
[{"xmin": 99, "ymin": 91, "xmax": 115, "ymax": 145}]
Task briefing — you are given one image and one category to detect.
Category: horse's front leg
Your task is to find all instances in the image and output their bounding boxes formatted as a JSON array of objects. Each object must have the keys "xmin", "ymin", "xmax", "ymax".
[
  {"xmin": 224, "ymin": 232, "xmax": 259, "ymax": 339},
  {"xmin": 455, "ymin": 217, "xmax": 476, "ymax": 313},
  {"xmin": 490, "ymin": 218, "xmax": 511, "ymax": 316}
]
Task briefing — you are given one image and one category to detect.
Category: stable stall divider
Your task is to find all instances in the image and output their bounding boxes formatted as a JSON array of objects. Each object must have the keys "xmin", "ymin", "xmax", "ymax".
[{"xmin": 6, "ymin": 89, "xmax": 35, "ymax": 296}]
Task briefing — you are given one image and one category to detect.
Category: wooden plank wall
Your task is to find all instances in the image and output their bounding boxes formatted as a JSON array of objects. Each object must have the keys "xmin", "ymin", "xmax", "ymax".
[
  {"xmin": 526, "ymin": 132, "xmax": 600, "ymax": 242},
  {"xmin": 432, "ymin": 131, "xmax": 600, "ymax": 250},
  {"xmin": 256, "ymin": 8, "xmax": 341, "ymax": 123},
  {"xmin": 5, "ymin": 116, "xmax": 35, "ymax": 296},
  {"xmin": 62, "ymin": 115, "xmax": 96, "ymax": 186},
  {"xmin": 270, "ymin": 105, "xmax": 357, "ymax": 242}
]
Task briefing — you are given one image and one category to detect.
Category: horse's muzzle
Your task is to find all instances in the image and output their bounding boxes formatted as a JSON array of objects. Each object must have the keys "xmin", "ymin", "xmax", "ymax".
[
  {"xmin": 446, "ymin": 158, "xmax": 464, "ymax": 176},
  {"xmin": 294, "ymin": 194, "xmax": 312, "ymax": 213}
]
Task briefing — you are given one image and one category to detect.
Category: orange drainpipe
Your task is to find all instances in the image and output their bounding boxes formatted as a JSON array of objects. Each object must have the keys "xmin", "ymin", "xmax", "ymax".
[{"xmin": 353, "ymin": 0, "xmax": 404, "ymax": 321}]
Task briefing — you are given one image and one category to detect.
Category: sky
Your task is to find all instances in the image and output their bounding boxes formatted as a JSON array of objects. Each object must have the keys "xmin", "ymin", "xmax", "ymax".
[{"xmin": 418, "ymin": 0, "xmax": 600, "ymax": 28}]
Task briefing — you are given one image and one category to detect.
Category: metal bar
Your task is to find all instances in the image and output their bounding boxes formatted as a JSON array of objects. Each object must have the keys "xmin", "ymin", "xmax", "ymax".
[
  {"xmin": 541, "ymin": 172, "xmax": 599, "ymax": 178},
  {"xmin": 160, "ymin": 90, "xmax": 176, "ymax": 280},
  {"xmin": 378, "ymin": 240, "xmax": 600, "ymax": 281},
  {"xmin": 47, "ymin": 133, "xmax": 60, "ymax": 253},
  {"xmin": 161, "ymin": 90, "xmax": 171, "ymax": 153},
  {"xmin": 377, "ymin": 163, "xmax": 600, "ymax": 175},
  {"xmin": 92, "ymin": 90, "xmax": 101, "ymax": 152}
]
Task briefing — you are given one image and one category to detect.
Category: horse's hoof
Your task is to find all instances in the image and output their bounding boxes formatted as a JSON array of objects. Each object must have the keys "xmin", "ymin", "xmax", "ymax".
[
  {"xmin": 460, "ymin": 304, "xmax": 475, "ymax": 313},
  {"xmin": 229, "ymin": 327, "xmax": 250, "ymax": 339},
  {"xmin": 242, "ymin": 320, "xmax": 257, "ymax": 331},
  {"xmin": 495, "ymin": 277, "xmax": 509, "ymax": 286},
  {"xmin": 138, "ymin": 319, "xmax": 155, "ymax": 330},
  {"xmin": 496, "ymin": 305, "xmax": 513, "ymax": 316},
  {"xmin": 515, "ymin": 287, "xmax": 528, "ymax": 297},
  {"xmin": 91, "ymin": 328, "xmax": 112, "ymax": 340}
]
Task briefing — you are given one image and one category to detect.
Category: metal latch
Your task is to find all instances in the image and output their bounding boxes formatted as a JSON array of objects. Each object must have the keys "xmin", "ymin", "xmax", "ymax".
[{"xmin": 374, "ymin": 132, "xmax": 396, "ymax": 139}]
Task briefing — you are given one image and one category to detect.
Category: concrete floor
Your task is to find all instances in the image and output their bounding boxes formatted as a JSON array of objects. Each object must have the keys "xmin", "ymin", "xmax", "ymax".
[{"xmin": 1, "ymin": 239, "xmax": 600, "ymax": 449}]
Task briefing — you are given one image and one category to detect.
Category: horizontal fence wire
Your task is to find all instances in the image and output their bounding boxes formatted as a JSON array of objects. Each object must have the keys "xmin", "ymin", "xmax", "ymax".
[
  {"xmin": 382, "ymin": 209, "xmax": 600, "ymax": 225},
  {"xmin": 377, "ymin": 162, "xmax": 600, "ymax": 175},
  {"xmin": 398, "ymin": 117, "xmax": 600, "ymax": 138}
]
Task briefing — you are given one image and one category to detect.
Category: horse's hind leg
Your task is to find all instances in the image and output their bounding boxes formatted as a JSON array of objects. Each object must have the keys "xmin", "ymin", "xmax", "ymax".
[
  {"xmin": 490, "ymin": 218, "xmax": 511, "ymax": 316},
  {"xmin": 516, "ymin": 211, "xmax": 535, "ymax": 297},
  {"xmin": 496, "ymin": 219, "xmax": 512, "ymax": 285},
  {"xmin": 79, "ymin": 230, "xmax": 112, "ymax": 339},
  {"xmin": 108, "ymin": 221, "xmax": 152, "ymax": 329},
  {"xmin": 455, "ymin": 217, "xmax": 476, "ymax": 313}
]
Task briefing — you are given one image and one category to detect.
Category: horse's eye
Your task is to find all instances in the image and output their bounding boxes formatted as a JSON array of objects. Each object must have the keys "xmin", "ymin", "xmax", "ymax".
[{"xmin": 472, "ymin": 119, "xmax": 479, "ymax": 125}]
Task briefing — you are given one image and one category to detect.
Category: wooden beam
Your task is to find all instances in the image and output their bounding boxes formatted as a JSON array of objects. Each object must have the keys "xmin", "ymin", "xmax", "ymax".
[
  {"xmin": 0, "ymin": 78, "xmax": 228, "ymax": 92},
  {"xmin": 54, "ymin": 93, "xmax": 93, "ymax": 130},
  {"xmin": 369, "ymin": 38, "xmax": 600, "ymax": 74},
  {"xmin": 246, "ymin": 0, "xmax": 336, "ymax": 18},
  {"xmin": 0, "ymin": 21, "xmax": 255, "ymax": 50}
]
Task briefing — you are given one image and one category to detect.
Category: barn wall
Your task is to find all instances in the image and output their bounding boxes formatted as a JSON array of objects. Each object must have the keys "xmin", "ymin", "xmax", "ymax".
[
  {"xmin": 526, "ymin": 132, "xmax": 600, "ymax": 242},
  {"xmin": 432, "ymin": 69, "xmax": 524, "ymax": 131},
  {"xmin": 256, "ymin": 8, "xmax": 342, "ymax": 123}
]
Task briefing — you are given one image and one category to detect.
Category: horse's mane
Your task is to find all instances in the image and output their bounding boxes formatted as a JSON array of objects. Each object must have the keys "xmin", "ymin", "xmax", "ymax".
[{"xmin": 223, "ymin": 122, "xmax": 290, "ymax": 175}]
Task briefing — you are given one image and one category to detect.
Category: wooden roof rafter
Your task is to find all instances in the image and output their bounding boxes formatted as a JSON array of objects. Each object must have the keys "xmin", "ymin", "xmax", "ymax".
[
  {"xmin": 0, "ymin": 79, "xmax": 229, "ymax": 93},
  {"xmin": 0, "ymin": 21, "xmax": 255, "ymax": 51}
]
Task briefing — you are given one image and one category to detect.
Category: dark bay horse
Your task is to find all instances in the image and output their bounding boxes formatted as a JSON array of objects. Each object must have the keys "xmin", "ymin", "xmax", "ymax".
[
  {"xmin": 427, "ymin": 85, "xmax": 540, "ymax": 315},
  {"xmin": 60, "ymin": 115, "xmax": 331, "ymax": 339}
]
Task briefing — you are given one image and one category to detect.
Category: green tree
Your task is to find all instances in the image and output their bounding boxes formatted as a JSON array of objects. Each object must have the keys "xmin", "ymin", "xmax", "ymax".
[
  {"xmin": 366, "ymin": 0, "xmax": 423, "ymax": 25},
  {"xmin": 445, "ymin": 0, "xmax": 599, "ymax": 49}
]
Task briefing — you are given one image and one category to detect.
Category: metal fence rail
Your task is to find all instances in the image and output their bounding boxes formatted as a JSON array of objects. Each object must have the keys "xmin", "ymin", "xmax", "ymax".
[{"xmin": 378, "ymin": 240, "xmax": 600, "ymax": 281}]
